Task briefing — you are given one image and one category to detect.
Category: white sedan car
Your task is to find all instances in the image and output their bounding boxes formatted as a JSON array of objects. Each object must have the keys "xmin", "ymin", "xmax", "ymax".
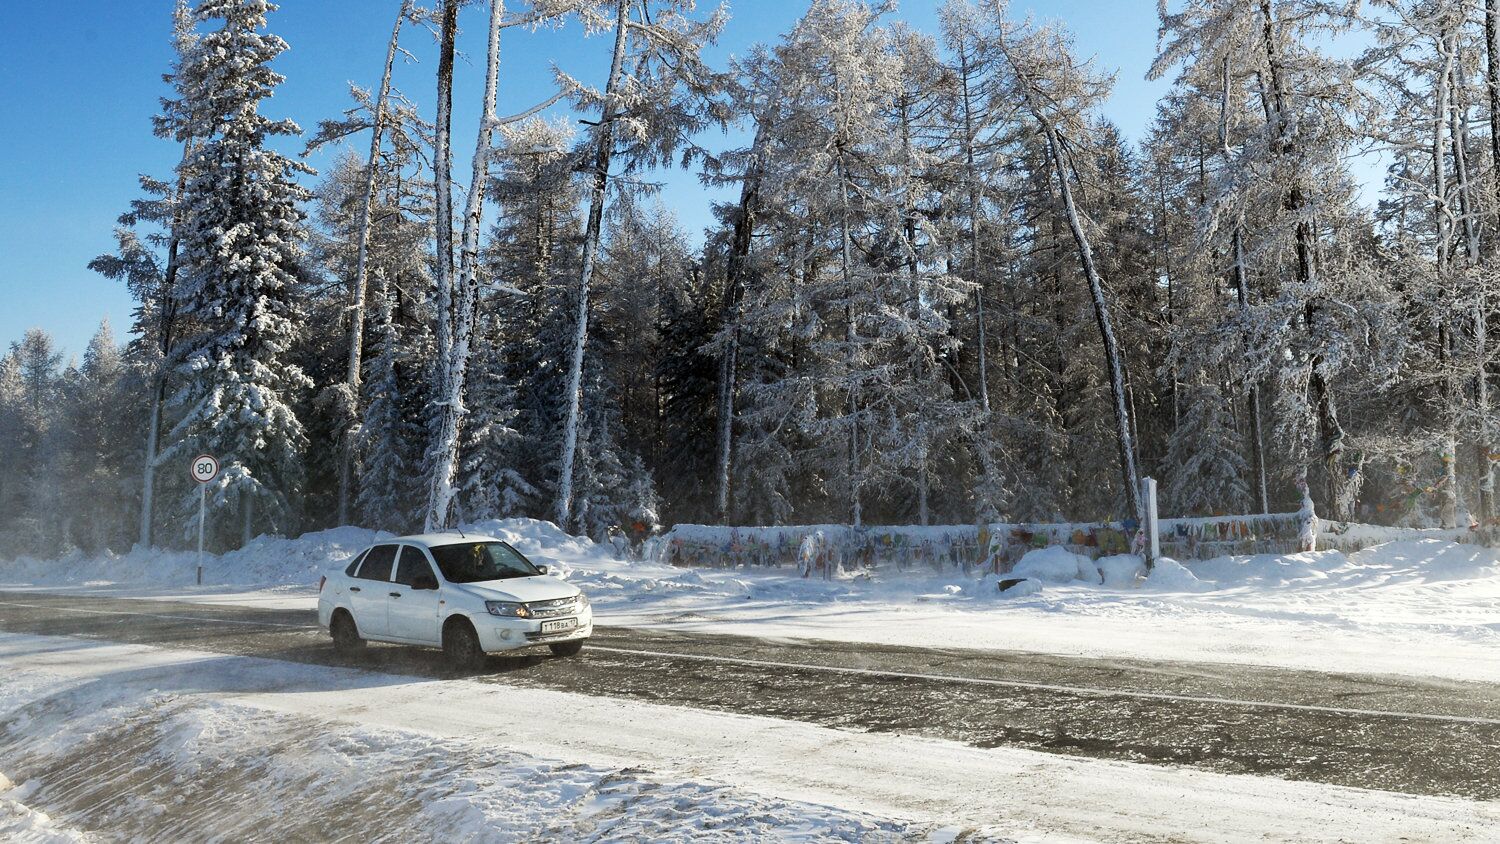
[{"xmin": 318, "ymin": 533, "xmax": 592, "ymax": 667}]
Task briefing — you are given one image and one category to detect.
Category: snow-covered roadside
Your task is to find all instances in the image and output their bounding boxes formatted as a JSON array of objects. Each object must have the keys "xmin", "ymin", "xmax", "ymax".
[
  {"xmin": 2, "ymin": 632, "xmax": 1496, "ymax": 843},
  {"xmin": 4, "ymin": 519, "xmax": 1500, "ymax": 683},
  {"xmin": 0, "ymin": 637, "xmax": 938, "ymax": 842}
]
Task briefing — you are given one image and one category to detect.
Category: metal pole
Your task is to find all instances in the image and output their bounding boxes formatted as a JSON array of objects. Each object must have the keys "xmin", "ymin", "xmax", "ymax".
[{"xmin": 197, "ymin": 482, "xmax": 206, "ymax": 586}]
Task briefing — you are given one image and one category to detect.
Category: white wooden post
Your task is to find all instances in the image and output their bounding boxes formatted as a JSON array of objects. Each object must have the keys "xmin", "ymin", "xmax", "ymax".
[{"xmin": 1141, "ymin": 476, "xmax": 1159, "ymax": 570}]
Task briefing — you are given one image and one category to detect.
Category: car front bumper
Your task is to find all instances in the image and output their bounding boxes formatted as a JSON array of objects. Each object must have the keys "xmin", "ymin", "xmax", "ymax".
[{"xmin": 474, "ymin": 606, "xmax": 593, "ymax": 652}]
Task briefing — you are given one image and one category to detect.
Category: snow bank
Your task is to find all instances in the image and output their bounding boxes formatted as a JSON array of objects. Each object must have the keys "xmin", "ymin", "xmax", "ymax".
[
  {"xmin": 1095, "ymin": 555, "xmax": 1145, "ymax": 588},
  {"xmin": 0, "ymin": 526, "xmax": 386, "ymax": 591},
  {"xmin": 1013, "ymin": 546, "xmax": 1098, "ymax": 583},
  {"xmin": 0, "ymin": 791, "xmax": 85, "ymax": 844},
  {"xmin": 1142, "ymin": 558, "xmax": 1206, "ymax": 592},
  {"xmin": 0, "ymin": 640, "xmax": 936, "ymax": 842}
]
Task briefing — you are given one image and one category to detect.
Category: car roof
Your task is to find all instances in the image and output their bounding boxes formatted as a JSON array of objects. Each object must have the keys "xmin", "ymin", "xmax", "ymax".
[{"xmin": 381, "ymin": 533, "xmax": 502, "ymax": 549}]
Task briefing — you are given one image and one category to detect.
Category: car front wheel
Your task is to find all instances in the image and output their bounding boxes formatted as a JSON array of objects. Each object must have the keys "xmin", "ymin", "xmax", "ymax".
[
  {"xmin": 549, "ymin": 639, "xmax": 585, "ymax": 657},
  {"xmin": 443, "ymin": 618, "xmax": 485, "ymax": 669}
]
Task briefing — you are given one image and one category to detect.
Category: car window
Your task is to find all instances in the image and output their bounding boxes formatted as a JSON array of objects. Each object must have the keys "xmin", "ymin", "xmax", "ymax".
[
  {"xmin": 357, "ymin": 544, "xmax": 398, "ymax": 581},
  {"xmin": 393, "ymin": 547, "xmax": 435, "ymax": 586},
  {"xmin": 429, "ymin": 542, "xmax": 540, "ymax": 584},
  {"xmin": 344, "ymin": 549, "xmax": 368, "ymax": 577}
]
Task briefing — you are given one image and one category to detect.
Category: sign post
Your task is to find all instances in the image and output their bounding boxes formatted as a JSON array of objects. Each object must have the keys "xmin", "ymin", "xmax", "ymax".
[{"xmin": 190, "ymin": 455, "xmax": 219, "ymax": 586}]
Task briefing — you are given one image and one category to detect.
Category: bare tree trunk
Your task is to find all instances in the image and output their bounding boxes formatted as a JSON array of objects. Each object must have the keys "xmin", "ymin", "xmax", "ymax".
[
  {"xmin": 837, "ymin": 152, "xmax": 862, "ymax": 528},
  {"xmin": 1481, "ymin": 0, "xmax": 1500, "ymax": 525},
  {"xmin": 714, "ymin": 123, "xmax": 766, "ymax": 523},
  {"xmin": 899, "ymin": 96, "xmax": 932, "ymax": 527},
  {"xmin": 1041, "ymin": 121, "xmax": 1142, "ymax": 521},
  {"xmin": 1231, "ymin": 230, "xmax": 1270, "ymax": 514},
  {"xmin": 1434, "ymin": 33, "xmax": 1459, "ymax": 529},
  {"xmin": 956, "ymin": 40, "xmax": 991, "ymax": 415},
  {"xmin": 1218, "ymin": 57, "xmax": 1269, "ymax": 514},
  {"xmin": 426, "ymin": 0, "xmax": 504, "ymax": 532},
  {"xmin": 339, "ymin": 0, "xmax": 410, "ymax": 526},
  {"xmin": 139, "ymin": 140, "xmax": 193, "ymax": 548},
  {"xmin": 1260, "ymin": 0, "xmax": 1351, "ymax": 519},
  {"xmin": 1451, "ymin": 52, "xmax": 1483, "ymax": 529},
  {"xmin": 555, "ymin": 0, "xmax": 630, "ymax": 530},
  {"xmin": 430, "ymin": 0, "xmax": 457, "ymax": 408}
]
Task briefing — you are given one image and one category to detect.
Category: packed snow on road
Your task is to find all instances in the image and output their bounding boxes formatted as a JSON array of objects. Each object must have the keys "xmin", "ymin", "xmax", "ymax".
[{"xmin": 3, "ymin": 628, "xmax": 1499, "ymax": 843}]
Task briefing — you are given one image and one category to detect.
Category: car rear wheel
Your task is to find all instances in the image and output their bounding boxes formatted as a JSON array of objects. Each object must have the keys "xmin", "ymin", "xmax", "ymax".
[
  {"xmin": 549, "ymin": 639, "xmax": 585, "ymax": 657},
  {"xmin": 443, "ymin": 618, "xmax": 485, "ymax": 669},
  {"xmin": 330, "ymin": 610, "xmax": 365, "ymax": 653}
]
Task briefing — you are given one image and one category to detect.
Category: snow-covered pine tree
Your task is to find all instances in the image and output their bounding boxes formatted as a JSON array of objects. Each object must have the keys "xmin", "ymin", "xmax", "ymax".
[
  {"xmin": 456, "ymin": 305, "xmax": 535, "ymax": 521},
  {"xmin": 595, "ymin": 199, "xmax": 693, "ymax": 515},
  {"xmin": 482, "ymin": 116, "xmax": 583, "ymax": 515},
  {"xmin": 0, "ymin": 331, "xmax": 65, "ymax": 556},
  {"xmin": 61, "ymin": 321, "xmax": 136, "ymax": 552},
  {"xmin": 1163, "ymin": 375, "xmax": 1251, "ymax": 516},
  {"xmin": 1362, "ymin": 0, "xmax": 1491, "ymax": 529},
  {"xmin": 356, "ymin": 271, "xmax": 430, "ymax": 534},
  {"xmin": 158, "ymin": 0, "xmax": 314, "ymax": 544},
  {"xmin": 655, "ymin": 248, "xmax": 723, "ymax": 524}
]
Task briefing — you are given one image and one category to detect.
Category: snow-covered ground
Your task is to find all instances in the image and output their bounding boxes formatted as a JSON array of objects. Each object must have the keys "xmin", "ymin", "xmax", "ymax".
[
  {"xmin": 4, "ymin": 519, "xmax": 1500, "ymax": 683},
  {"xmin": 2, "ymin": 632, "xmax": 1496, "ymax": 843}
]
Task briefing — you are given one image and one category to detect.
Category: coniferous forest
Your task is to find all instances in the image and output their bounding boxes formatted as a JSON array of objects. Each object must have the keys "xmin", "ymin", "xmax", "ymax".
[{"xmin": 1, "ymin": 0, "xmax": 1496, "ymax": 556}]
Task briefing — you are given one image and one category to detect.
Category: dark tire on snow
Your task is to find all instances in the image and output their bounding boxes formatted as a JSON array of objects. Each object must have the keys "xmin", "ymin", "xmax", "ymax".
[
  {"xmin": 330, "ymin": 610, "xmax": 365, "ymax": 654},
  {"xmin": 549, "ymin": 639, "xmax": 585, "ymax": 658},
  {"xmin": 443, "ymin": 618, "xmax": 485, "ymax": 669}
]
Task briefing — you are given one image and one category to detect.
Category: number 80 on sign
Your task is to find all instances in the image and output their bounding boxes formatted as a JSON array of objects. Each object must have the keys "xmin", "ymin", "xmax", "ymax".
[{"xmin": 190, "ymin": 455, "xmax": 219, "ymax": 484}]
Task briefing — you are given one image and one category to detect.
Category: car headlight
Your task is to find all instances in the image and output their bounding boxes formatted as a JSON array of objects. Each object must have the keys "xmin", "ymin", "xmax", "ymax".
[
  {"xmin": 577, "ymin": 593, "xmax": 590, "ymax": 609},
  {"xmin": 486, "ymin": 601, "xmax": 532, "ymax": 618}
]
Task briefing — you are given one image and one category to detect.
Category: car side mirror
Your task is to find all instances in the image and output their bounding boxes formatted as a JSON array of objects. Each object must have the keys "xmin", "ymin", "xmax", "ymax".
[
  {"xmin": 411, "ymin": 575, "xmax": 439, "ymax": 591},
  {"xmin": 535, "ymin": 565, "xmax": 549, "ymax": 576}
]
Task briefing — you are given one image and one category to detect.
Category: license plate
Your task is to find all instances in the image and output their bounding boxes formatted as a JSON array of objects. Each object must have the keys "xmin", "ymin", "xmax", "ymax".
[{"xmin": 540, "ymin": 618, "xmax": 577, "ymax": 634}]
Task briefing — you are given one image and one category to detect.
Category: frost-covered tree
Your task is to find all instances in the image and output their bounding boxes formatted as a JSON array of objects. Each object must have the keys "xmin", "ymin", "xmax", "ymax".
[
  {"xmin": 553, "ymin": 0, "xmax": 728, "ymax": 531},
  {"xmin": 0, "ymin": 331, "xmax": 65, "ymax": 556},
  {"xmin": 158, "ymin": 0, "xmax": 314, "ymax": 544},
  {"xmin": 1154, "ymin": 0, "xmax": 1397, "ymax": 522},
  {"xmin": 61, "ymin": 322, "xmax": 136, "ymax": 552},
  {"xmin": 1163, "ymin": 376, "xmax": 1251, "ymax": 515}
]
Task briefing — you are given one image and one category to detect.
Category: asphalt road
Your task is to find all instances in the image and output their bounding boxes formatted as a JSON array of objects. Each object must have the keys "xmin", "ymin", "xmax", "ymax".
[{"xmin": 1, "ymin": 590, "xmax": 1497, "ymax": 801}]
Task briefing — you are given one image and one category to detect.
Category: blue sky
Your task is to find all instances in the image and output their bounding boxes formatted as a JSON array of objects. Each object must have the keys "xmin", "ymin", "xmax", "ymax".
[{"xmin": 0, "ymin": 0, "xmax": 1169, "ymax": 358}]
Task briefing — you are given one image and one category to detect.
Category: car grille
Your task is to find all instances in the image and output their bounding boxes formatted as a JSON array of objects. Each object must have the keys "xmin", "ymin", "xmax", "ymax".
[{"xmin": 526, "ymin": 597, "xmax": 580, "ymax": 619}]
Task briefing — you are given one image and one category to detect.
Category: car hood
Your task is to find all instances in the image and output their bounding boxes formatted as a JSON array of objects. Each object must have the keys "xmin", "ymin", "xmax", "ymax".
[{"xmin": 452, "ymin": 576, "xmax": 580, "ymax": 603}]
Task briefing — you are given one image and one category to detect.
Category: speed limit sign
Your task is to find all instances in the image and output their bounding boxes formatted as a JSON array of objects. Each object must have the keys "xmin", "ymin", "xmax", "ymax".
[{"xmin": 190, "ymin": 454, "xmax": 219, "ymax": 485}]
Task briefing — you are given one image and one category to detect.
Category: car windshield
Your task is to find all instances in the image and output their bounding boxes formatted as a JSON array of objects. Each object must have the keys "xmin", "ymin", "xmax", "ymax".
[{"xmin": 428, "ymin": 541, "xmax": 540, "ymax": 584}]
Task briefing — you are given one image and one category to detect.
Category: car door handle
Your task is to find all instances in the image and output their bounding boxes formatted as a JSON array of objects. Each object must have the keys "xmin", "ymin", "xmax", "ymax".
[
  {"xmin": 389, "ymin": 592, "xmax": 402, "ymax": 598},
  {"xmin": 349, "ymin": 586, "xmax": 361, "ymax": 593}
]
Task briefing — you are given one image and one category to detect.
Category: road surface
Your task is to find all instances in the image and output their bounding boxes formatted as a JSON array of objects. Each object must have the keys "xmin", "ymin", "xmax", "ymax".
[{"xmin": 0, "ymin": 589, "xmax": 1496, "ymax": 803}]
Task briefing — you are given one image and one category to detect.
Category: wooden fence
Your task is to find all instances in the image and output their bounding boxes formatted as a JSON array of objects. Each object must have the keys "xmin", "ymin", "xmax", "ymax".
[{"xmin": 653, "ymin": 515, "xmax": 1475, "ymax": 573}]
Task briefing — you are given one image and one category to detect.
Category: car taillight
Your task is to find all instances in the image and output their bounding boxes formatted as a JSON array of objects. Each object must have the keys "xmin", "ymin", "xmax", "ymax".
[{"xmin": 318, "ymin": 575, "xmax": 326, "ymax": 592}]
